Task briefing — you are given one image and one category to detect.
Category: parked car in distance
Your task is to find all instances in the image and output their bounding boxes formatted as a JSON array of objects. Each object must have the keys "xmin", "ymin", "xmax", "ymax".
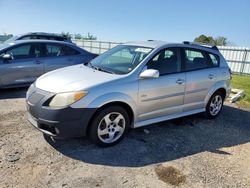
[
  {"xmin": 0, "ymin": 40, "xmax": 97, "ymax": 88},
  {"xmin": 3, "ymin": 32, "xmax": 73, "ymax": 43},
  {"xmin": 26, "ymin": 40, "xmax": 231, "ymax": 147}
]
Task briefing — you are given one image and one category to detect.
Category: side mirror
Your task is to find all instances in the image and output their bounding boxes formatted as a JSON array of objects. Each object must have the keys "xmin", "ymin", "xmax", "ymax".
[
  {"xmin": 140, "ymin": 69, "xmax": 159, "ymax": 79},
  {"xmin": 2, "ymin": 54, "xmax": 13, "ymax": 61}
]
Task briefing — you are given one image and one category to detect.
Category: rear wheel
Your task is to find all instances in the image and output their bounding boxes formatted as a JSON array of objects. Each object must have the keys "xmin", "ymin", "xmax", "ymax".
[
  {"xmin": 205, "ymin": 91, "xmax": 224, "ymax": 118},
  {"xmin": 89, "ymin": 106, "xmax": 129, "ymax": 147}
]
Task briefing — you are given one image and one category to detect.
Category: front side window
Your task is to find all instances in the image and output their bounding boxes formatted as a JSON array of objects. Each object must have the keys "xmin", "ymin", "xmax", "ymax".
[
  {"xmin": 184, "ymin": 49, "xmax": 208, "ymax": 71},
  {"xmin": 5, "ymin": 44, "xmax": 41, "ymax": 59},
  {"xmin": 90, "ymin": 45, "xmax": 152, "ymax": 74},
  {"xmin": 147, "ymin": 48, "xmax": 181, "ymax": 75}
]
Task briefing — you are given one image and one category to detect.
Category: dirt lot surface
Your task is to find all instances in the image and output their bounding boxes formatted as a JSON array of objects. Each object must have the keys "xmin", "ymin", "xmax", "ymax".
[{"xmin": 0, "ymin": 88, "xmax": 250, "ymax": 188}]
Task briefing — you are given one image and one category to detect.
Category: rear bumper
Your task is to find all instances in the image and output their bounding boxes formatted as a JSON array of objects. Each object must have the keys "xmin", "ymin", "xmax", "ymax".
[{"xmin": 26, "ymin": 86, "xmax": 97, "ymax": 138}]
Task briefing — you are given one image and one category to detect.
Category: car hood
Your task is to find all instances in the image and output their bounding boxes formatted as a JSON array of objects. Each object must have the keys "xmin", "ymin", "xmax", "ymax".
[{"xmin": 36, "ymin": 64, "xmax": 122, "ymax": 93}]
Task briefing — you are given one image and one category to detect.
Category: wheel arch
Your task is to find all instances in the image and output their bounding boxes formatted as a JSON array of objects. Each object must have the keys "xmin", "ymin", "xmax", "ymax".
[
  {"xmin": 86, "ymin": 101, "xmax": 135, "ymax": 135},
  {"xmin": 205, "ymin": 83, "xmax": 227, "ymax": 106}
]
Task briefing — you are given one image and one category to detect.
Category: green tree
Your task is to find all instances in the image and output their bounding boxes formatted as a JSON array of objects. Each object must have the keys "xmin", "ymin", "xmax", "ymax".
[
  {"xmin": 194, "ymin": 35, "xmax": 228, "ymax": 46},
  {"xmin": 61, "ymin": 32, "xmax": 72, "ymax": 39},
  {"xmin": 74, "ymin": 33, "xmax": 82, "ymax": 39},
  {"xmin": 82, "ymin": 32, "xmax": 97, "ymax": 40},
  {"xmin": 214, "ymin": 36, "xmax": 227, "ymax": 46}
]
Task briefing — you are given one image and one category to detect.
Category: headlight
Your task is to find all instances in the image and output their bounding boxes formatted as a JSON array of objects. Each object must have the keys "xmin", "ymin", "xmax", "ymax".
[
  {"xmin": 49, "ymin": 91, "xmax": 88, "ymax": 108},
  {"xmin": 26, "ymin": 83, "xmax": 35, "ymax": 99}
]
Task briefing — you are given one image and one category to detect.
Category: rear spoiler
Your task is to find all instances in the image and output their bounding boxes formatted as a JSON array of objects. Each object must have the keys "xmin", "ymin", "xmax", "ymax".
[{"xmin": 183, "ymin": 41, "xmax": 219, "ymax": 51}]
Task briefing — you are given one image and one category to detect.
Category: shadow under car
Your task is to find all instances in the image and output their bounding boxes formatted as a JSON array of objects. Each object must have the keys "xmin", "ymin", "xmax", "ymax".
[{"xmin": 44, "ymin": 105, "xmax": 250, "ymax": 167}]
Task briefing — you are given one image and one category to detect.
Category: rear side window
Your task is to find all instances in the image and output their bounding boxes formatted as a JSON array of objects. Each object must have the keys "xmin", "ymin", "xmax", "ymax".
[
  {"xmin": 184, "ymin": 49, "xmax": 208, "ymax": 71},
  {"xmin": 64, "ymin": 46, "xmax": 80, "ymax": 55},
  {"xmin": 209, "ymin": 53, "xmax": 219, "ymax": 67},
  {"xmin": 44, "ymin": 44, "xmax": 79, "ymax": 57}
]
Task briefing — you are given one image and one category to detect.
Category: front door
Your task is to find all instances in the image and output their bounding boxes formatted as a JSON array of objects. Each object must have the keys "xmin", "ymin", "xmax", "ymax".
[
  {"xmin": 138, "ymin": 47, "xmax": 185, "ymax": 122},
  {"xmin": 0, "ymin": 43, "xmax": 44, "ymax": 87}
]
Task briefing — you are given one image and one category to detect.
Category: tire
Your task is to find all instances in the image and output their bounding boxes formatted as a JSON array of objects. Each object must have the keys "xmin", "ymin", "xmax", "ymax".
[
  {"xmin": 205, "ymin": 91, "xmax": 224, "ymax": 119},
  {"xmin": 89, "ymin": 106, "xmax": 130, "ymax": 147}
]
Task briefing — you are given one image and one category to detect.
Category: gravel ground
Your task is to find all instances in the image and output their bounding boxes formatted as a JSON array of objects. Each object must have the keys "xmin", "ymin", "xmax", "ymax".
[{"xmin": 0, "ymin": 88, "xmax": 250, "ymax": 188}]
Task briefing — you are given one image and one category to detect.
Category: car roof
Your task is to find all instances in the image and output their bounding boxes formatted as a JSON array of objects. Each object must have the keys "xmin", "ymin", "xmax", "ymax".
[
  {"xmin": 0, "ymin": 39, "xmax": 77, "ymax": 52},
  {"xmin": 3, "ymin": 39, "xmax": 73, "ymax": 45},
  {"xmin": 23, "ymin": 32, "xmax": 66, "ymax": 38},
  {"xmin": 124, "ymin": 40, "xmax": 220, "ymax": 55},
  {"xmin": 124, "ymin": 40, "xmax": 167, "ymax": 48}
]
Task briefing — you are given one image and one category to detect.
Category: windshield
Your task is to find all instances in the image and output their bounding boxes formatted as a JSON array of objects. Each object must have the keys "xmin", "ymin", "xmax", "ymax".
[
  {"xmin": 3, "ymin": 36, "xmax": 19, "ymax": 43},
  {"xmin": 90, "ymin": 45, "xmax": 153, "ymax": 74}
]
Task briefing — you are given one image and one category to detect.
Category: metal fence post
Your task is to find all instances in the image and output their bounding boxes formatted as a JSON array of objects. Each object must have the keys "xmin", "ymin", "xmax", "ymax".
[
  {"xmin": 99, "ymin": 42, "xmax": 101, "ymax": 54},
  {"xmin": 82, "ymin": 40, "xmax": 85, "ymax": 49},
  {"xmin": 90, "ymin": 41, "xmax": 93, "ymax": 53},
  {"xmin": 240, "ymin": 49, "xmax": 248, "ymax": 75}
]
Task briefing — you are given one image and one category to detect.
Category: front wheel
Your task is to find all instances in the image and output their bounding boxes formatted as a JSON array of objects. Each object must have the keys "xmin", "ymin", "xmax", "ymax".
[
  {"xmin": 205, "ymin": 91, "xmax": 224, "ymax": 118},
  {"xmin": 89, "ymin": 106, "xmax": 129, "ymax": 147}
]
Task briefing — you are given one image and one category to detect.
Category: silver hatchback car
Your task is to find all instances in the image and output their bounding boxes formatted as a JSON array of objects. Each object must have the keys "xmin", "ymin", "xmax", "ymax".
[{"xmin": 26, "ymin": 41, "xmax": 231, "ymax": 147}]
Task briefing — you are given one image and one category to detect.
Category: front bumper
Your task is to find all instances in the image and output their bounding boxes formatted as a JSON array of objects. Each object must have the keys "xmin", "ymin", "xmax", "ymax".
[{"xmin": 26, "ymin": 86, "xmax": 96, "ymax": 138}]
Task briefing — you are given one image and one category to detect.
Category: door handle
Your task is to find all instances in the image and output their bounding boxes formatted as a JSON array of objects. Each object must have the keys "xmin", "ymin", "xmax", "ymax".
[
  {"xmin": 208, "ymin": 74, "xmax": 214, "ymax": 79},
  {"xmin": 176, "ymin": 79, "xmax": 185, "ymax": 85}
]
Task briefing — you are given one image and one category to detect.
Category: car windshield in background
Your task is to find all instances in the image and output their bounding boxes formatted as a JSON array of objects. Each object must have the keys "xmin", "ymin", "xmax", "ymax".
[
  {"xmin": 3, "ymin": 36, "xmax": 19, "ymax": 44},
  {"xmin": 89, "ymin": 45, "xmax": 152, "ymax": 74}
]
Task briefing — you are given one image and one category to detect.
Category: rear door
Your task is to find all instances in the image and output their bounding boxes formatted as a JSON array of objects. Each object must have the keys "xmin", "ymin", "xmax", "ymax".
[
  {"xmin": 41, "ymin": 43, "xmax": 80, "ymax": 73},
  {"xmin": 138, "ymin": 47, "xmax": 186, "ymax": 122},
  {"xmin": 181, "ymin": 48, "xmax": 218, "ymax": 111},
  {"xmin": 0, "ymin": 43, "xmax": 44, "ymax": 87}
]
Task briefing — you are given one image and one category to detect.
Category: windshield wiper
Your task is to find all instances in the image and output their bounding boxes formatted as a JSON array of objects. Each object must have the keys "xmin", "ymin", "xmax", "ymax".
[
  {"xmin": 84, "ymin": 61, "xmax": 115, "ymax": 74},
  {"xmin": 84, "ymin": 61, "xmax": 99, "ymax": 70},
  {"xmin": 97, "ymin": 67, "xmax": 115, "ymax": 74}
]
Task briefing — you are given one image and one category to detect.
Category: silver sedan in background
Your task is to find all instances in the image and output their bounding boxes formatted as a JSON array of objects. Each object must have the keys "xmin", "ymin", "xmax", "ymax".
[{"xmin": 0, "ymin": 40, "xmax": 97, "ymax": 88}]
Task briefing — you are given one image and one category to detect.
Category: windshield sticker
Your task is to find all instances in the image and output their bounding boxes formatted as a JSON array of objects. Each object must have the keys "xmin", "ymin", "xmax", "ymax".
[{"xmin": 135, "ymin": 48, "xmax": 151, "ymax": 53}]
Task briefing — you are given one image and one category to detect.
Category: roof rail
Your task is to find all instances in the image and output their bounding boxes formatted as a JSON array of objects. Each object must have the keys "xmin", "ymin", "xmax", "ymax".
[{"xmin": 183, "ymin": 41, "xmax": 219, "ymax": 51}]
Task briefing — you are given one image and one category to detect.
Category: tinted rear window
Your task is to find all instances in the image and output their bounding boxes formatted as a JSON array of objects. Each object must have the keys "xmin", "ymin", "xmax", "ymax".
[
  {"xmin": 44, "ymin": 44, "xmax": 79, "ymax": 57},
  {"xmin": 184, "ymin": 49, "xmax": 209, "ymax": 71}
]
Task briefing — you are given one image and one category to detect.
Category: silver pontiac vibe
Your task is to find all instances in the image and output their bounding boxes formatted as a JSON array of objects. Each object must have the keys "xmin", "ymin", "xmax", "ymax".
[{"xmin": 26, "ymin": 41, "xmax": 231, "ymax": 147}]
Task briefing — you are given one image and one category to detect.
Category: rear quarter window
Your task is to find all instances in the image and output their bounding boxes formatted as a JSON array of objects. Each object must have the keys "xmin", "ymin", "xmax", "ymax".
[{"xmin": 208, "ymin": 53, "xmax": 220, "ymax": 67}]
